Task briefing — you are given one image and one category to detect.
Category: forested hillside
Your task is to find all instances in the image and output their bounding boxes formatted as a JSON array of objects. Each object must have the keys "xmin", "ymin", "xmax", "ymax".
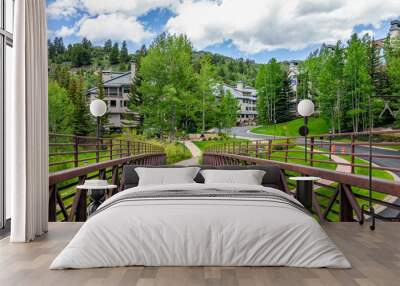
[
  {"xmin": 48, "ymin": 37, "xmax": 260, "ymax": 87},
  {"xmin": 48, "ymin": 35, "xmax": 249, "ymax": 137}
]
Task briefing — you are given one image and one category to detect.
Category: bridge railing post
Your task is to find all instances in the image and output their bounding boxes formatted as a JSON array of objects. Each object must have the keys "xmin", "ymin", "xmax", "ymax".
[{"xmin": 351, "ymin": 135, "xmax": 355, "ymax": 173}]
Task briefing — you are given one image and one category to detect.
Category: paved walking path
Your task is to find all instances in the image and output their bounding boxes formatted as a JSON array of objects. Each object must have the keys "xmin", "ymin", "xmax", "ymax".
[{"xmin": 174, "ymin": 141, "xmax": 202, "ymax": 166}]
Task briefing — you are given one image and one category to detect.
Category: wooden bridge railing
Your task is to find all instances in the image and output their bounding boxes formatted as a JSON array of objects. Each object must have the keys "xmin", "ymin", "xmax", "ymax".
[
  {"xmin": 49, "ymin": 133, "xmax": 164, "ymax": 172},
  {"xmin": 205, "ymin": 129, "xmax": 400, "ymax": 174},
  {"xmin": 49, "ymin": 139, "xmax": 166, "ymax": 222},
  {"xmin": 203, "ymin": 152, "xmax": 400, "ymax": 222}
]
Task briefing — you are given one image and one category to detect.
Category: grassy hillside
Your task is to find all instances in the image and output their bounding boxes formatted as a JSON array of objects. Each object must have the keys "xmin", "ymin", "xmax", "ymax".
[{"xmin": 251, "ymin": 117, "xmax": 330, "ymax": 137}]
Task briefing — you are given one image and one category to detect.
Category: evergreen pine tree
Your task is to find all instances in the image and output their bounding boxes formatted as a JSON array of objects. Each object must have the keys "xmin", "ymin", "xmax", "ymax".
[
  {"xmin": 276, "ymin": 72, "xmax": 292, "ymax": 123},
  {"xmin": 96, "ymin": 75, "xmax": 109, "ymax": 126},
  {"xmin": 120, "ymin": 41, "xmax": 130, "ymax": 64},
  {"xmin": 104, "ymin": 39, "xmax": 112, "ymax": 54},
  {"xmin": 109, "ymin": 43, "xmax": 120, "ymax": 65},
  {"xmin": 48, "ymin": 39, "xmax": 56, "ymax": 62},
  {"xmin": 68, "ymin": 76, "xmax": 94, "ymax": 135}
]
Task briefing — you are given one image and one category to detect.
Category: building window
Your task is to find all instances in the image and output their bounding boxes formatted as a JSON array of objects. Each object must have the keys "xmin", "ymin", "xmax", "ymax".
[
  {"xmin": 108, "ymin": 87, "xmax": 118, "ymax": 96},
  {"xmin": 1, "ymin": 0, "xmax": 14, "ymax": 229},
  {"xmin": 123, "ymin": 86, "xmax": 130, "ymax": 94},
  {"xmin": 110, "ymin": 100, "xmax": 116, "ymax": 107}
]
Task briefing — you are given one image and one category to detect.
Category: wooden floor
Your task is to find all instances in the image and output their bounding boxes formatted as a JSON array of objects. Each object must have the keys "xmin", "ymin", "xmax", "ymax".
[{"xmin": 0, "ymin": 222, "xmax": 399, "ymax": 286}]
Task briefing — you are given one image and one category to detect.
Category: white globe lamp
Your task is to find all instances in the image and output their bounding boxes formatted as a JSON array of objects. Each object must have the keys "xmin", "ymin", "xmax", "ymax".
[
  {"xmin": 90, "ymin": 99, "xmax": 107, "ymax": 117},
  {"xmin": 297, "ymin": 99, "xmax": 315, "ymax": 163},
  {"xmin": 297, "ymin": 99, "xmax": 315, "ymax": 117},
  {"xmin": 90, "ymin": 99, "xmax": 107, "ymax": 138}
]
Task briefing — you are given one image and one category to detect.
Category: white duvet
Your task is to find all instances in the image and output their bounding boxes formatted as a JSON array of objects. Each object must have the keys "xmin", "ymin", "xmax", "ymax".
[{"xmin": 50, "ymin": 183, "xmax": 351, "ymax": 269}]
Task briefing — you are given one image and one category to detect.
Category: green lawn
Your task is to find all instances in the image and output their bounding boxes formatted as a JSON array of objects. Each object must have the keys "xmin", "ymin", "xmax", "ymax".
[
  {"xmin": 251, "ymin": 117, "xmax": 330, "ymax": 137},
  {"xmin": 265, "ymin": 146, "xmax": 337, "ymax": 170},
  {"xmin": 250, "ymin": 145, "xmax": 395, "ymax": 222},
  {"xmin": 193, "ymin": 138, "xmax": 249, "ymax": 152}
]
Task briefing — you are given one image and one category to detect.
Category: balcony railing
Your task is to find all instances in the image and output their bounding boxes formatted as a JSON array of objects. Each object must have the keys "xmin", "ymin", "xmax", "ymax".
[
  {"xmin": 203, "ymin": 130, "xmax": 400, "ymax": 222},
  {"xmin": 48, "ymin": 134, "xmax": 166, "ymax": 222}
]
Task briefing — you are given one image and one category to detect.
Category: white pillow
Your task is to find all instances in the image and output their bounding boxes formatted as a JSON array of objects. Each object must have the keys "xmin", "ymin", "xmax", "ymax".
[
  {"xmin": 135, "ymin": 167, "xmax": 201, "ymax": 186},
  {"xmin": 200, "ymin": 169, "xmax": 266, "ymax": 185}
]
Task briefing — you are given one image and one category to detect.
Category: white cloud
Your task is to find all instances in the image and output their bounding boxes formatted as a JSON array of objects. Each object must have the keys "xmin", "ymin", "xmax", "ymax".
[
  {"xmin": 47, "ymin": 0, "xmax": 176, "ymax": 45},
  {"xmin": 77, "ymin": 13, "xmax": 154, "ymax": 44},
  {"xmin": 54, "ymin": 26, "xmax": 76, "ymax": 37},
  {"xmin": 47, "ymin": 0, "xmax": 81, "ymax": 18},
  {"xmin": 47, "ymin": 0, "xmax": 400, "ymax": 54},
  {"xmin": 80, "ymin": 0, "xmax": 179, "ymax": 17},
  {"xmin": 46, "ymin": 0, "xmax": 179, "ymax": 18},
  {"xmin": 166, "ymin": 0, "xmax": 400, "ymax": 53}
]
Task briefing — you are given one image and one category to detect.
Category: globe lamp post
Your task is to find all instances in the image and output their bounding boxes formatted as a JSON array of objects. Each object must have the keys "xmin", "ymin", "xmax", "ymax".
[
  {"xmin": 90, "ymin": 99, "xmax": 107, "ymax": 138},
  {"xmin": 297, "ymin": 99, "xmax": 315, "ymax": 163}
]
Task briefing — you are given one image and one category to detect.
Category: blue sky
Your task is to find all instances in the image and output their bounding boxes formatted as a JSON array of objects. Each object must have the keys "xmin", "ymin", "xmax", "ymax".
[{"xmin": 46, "ymin": 0, "xmax": 400, "ymax": 63}]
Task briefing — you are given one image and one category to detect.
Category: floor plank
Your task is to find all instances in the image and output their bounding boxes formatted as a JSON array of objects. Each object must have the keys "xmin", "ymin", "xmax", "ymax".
[{"xmin": 0, "ymin": 222, "xmax": 399, "ymax": 286}]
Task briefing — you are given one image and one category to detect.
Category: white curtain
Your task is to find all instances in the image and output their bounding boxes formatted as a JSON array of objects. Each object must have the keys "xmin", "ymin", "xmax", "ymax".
[{"xmin": 8, "ymin": 0, "xmax": 49, "ymax": 242}]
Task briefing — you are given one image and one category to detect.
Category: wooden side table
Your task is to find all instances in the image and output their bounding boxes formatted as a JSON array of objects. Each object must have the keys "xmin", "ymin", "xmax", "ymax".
[{"xmin": 289, "ymin": 177, "xmax": 320, "ymax": 211}]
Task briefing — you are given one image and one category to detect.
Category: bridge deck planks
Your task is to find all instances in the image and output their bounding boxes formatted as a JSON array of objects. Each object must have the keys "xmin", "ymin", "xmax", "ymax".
[{"xmin": 0, "ymin": 222, "xmax": 399, "ymax": 286}]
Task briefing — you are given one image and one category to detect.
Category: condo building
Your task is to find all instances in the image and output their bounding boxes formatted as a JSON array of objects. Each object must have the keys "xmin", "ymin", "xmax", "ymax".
[
  {"xmin": 88, "ymin": 63, "xmax": 140, "ymax": 130},
  {"xmin": 215, "ymin": 82, "xmax": 258, "ymax": 125}
]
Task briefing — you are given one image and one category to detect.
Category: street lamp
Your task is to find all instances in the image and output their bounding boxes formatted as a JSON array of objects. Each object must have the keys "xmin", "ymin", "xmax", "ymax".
[
  {"xmin": 90, "ymin": 99, "xmax": 107, "ymax": 138},
  {"xmin": 297, "ymin": 99, "xmax": 315, "ymax": 162}
]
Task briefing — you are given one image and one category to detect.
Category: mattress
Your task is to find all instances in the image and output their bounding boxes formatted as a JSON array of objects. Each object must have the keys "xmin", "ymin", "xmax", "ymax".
[{"xmin": 50, "ymin": 183, "xmax": 351, "ymax": 269}]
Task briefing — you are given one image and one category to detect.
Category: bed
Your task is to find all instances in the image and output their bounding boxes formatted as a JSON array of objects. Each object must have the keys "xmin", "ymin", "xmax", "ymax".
[{"xmin": 50, "ymin": 165, "xmax": 351, "ymax": 269}]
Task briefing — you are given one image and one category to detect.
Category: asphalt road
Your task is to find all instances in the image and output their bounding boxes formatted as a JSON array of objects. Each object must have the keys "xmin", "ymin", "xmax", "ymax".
[{"xmin": 231, "ymin": 126, "xmax": 400, "ymax": 218}]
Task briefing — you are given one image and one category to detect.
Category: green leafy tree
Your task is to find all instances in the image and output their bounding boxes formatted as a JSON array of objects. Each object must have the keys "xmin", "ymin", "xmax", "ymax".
[
  {"xmin": 296, "ymin": 62, "xmax": 311, "ymax": 100},
  {"xmin": 53, "ymin": 64, "xmax": 71, "ymax": 90},
  {"xmin": 48, "ymin": 80, "xmax": 74, "ymax": 133},
  {"xmin": 343, "ymin": 34, "xmax": 373, "ymax": 132},
  {"xmin": 197, "ymin": 55, "xmax": 217, "ymax": 133},
  {"xmin": 69, "ymin": 38, "xmax": 92, "ymax": 67},
  {"xmin": 316, "ymin": 42, "xmax": 344, "ymax": 132},
  {"xmin": 255, "ymin": 58, "xmax": 286, "ymax": 124},
  {"xmin": 139, "ymin": 34, "xmax": 197, "ymax": 139},
  {"xmin": 384, "ymin": 34, "xmax": 400, "ymax": 126},
  {"xmin": 215, "ymin": 91, "xmax": 238, "ymax": 131},
  {"xmin": 255, "ymin": 65, "xmax": 268, "ymax": 124}
]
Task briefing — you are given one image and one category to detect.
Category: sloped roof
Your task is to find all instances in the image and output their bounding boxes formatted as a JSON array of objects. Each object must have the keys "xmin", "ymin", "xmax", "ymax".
[
  {"xmin": 88, "ymin": 71, "xmax": 132, "ymax": 93},
  {"xmin": 218, "ymin": 84, "xmax": 257, "ymax": 99}
]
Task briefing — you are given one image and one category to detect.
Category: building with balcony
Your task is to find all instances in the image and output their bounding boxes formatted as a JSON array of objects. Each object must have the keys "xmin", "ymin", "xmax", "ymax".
[
  {"xmin": 215, "ymin": 81, "xmax": 257, "ymax": 125},
  {"xmin": 88, "ymin": 63, "xmax": 140, "ymax": 130}
]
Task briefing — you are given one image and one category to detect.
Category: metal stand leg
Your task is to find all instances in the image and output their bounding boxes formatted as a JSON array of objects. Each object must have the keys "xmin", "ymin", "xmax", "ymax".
[
  {"xmin": 87, "ymin": 189, "xmax": 106, "ymax": 215},
  {"xmin": 360, "ymin": 204, "xmax": 376, "ymax": 231},
  {"xmin": 370, "ymin": 206, "xmax": 376, "ymax": 231},
  {"xmin": 296, "ymin": 181, "xmax": 313, "ymax": 211}
]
